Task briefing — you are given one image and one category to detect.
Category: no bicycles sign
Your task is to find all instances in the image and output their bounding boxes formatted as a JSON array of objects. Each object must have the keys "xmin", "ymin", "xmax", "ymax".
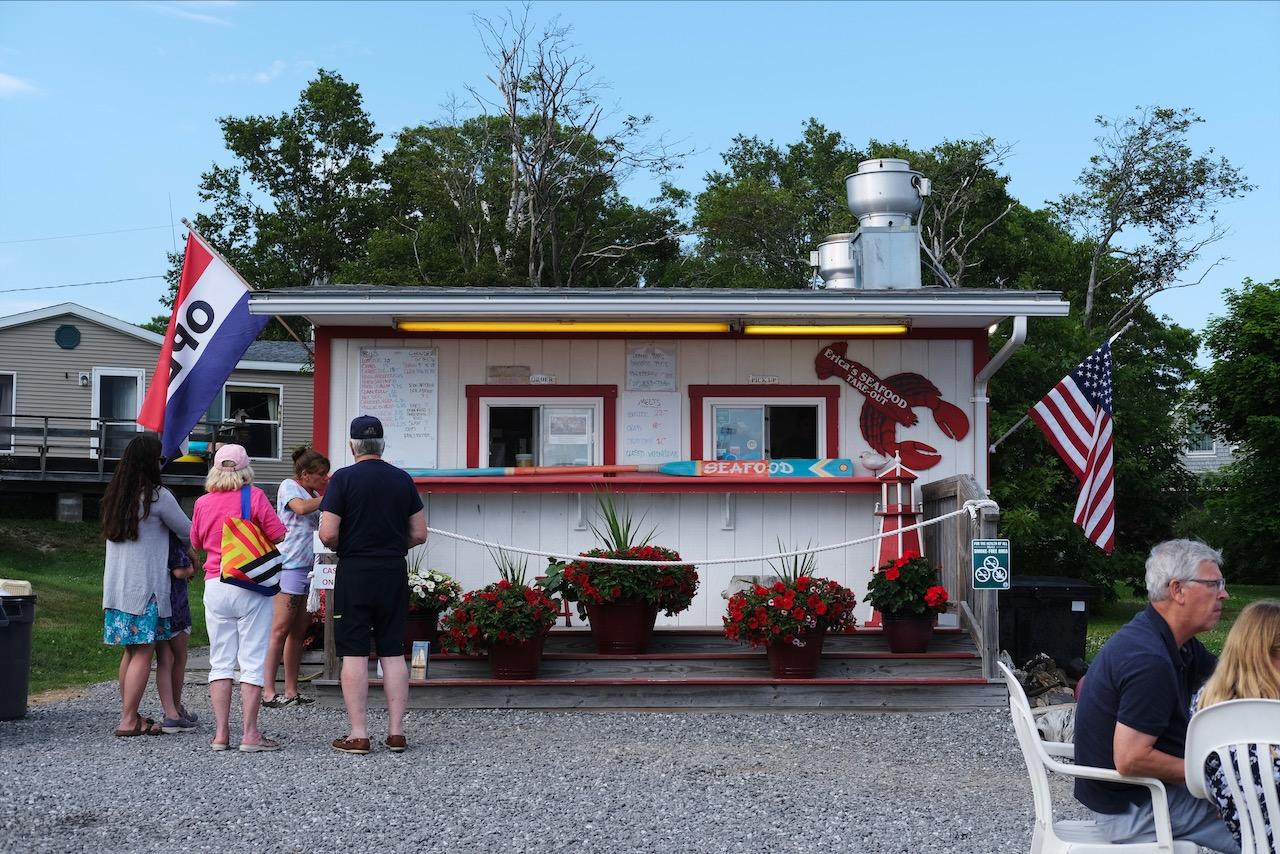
[{"xmin": 971, "ymin": 539, "xmax": 1011, "ymax": 590}]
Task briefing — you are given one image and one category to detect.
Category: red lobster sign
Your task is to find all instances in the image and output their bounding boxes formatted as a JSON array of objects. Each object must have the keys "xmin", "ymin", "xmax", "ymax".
[{"xmin": 814, "ymin": 342, "xmax": 970, "ymax": 470}]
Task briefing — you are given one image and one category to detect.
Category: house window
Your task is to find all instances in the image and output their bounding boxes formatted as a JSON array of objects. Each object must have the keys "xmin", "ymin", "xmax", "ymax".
[
  {"xmin": 207, "ymin": 383, "xmax": 283, "ymax": 461},
  {"xmin": 91, "ymin": 367, "xmax": 144, "ymax": 459},
  {"xmin": 466, "ymin": 385, "xmax": 617, "ymax": 469},
  {"xmin": 0, "ymin": 372, "xmax": 14, "ymax": 452},
  {"xmin": 688, "ymin": 385, "xmax": 840, "ymax": 460},
  {"xmin": 1186, "ymin": 421, "xmax": 1215, "ymax": 455}
]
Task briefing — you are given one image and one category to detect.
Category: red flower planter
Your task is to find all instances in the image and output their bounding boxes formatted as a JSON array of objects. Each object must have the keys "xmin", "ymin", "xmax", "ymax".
[
  {"xmin": 766, "ymin": 630, "xmax": 827, "ymax": 679},
  {"xmin": 881, "ymin": 612, "xmax": 935, "ymax": 653},
  {"xmin": 488, "ymin": 630, "xmax": 548, "ymax": 680},
  {"xmin": 585, "ymin": 600, "xmax": 659, "ymax": 654}
]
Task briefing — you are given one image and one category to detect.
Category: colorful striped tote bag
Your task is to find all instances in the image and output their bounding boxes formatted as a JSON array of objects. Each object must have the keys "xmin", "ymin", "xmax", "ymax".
[{"xmin": 219, "ymin": 485, "xmax": 283, "ymax": 596}]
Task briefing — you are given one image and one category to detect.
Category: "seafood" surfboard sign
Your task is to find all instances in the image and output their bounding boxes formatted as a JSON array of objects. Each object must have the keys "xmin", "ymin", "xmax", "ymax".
[{"xmin": 814, "ymin": 342, "xmax": 970, "ymax": 470}]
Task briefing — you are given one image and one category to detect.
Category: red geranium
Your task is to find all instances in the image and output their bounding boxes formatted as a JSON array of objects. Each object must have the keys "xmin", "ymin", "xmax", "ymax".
[
  {"xmin": 865, "ymin": 551, "xmax": 950, "ymax": 617},
  {"xmin": 722, "ymin": 543, "xmax": 858, "ymax": 649},
  {"xmin": 441, "ymin": 552, "xmax": 561, "ymax": 655}
]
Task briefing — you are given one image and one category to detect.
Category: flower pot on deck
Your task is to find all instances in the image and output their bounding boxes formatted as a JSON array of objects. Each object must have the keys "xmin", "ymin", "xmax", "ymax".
[
  {"xmin": 488, "ymin": 630, "xmax": 548, "ymax": 680},
  {"xmin": 766, "ymin": 629, "xmax": 827, "ymax": 679},
  {"xmin": 880, "ymin": 612, "xmax": 935, "ymax": 654},
  {"xmin": 584, "ymin": 600, "xmax": 659, "ymax": 654},
  {"xmin": 403, "ymin": 609, "xmax": 439, "ymax": 657}
]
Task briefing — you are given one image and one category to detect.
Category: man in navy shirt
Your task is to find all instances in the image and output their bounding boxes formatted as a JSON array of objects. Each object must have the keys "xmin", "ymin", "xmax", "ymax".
[
  {"xmin": 320, "ymin": 415, "xmax": 427, "ymax": 755},
  {"xmin": 1074, "ymin": 539, "xmax": 1238, "ymax": 852}
]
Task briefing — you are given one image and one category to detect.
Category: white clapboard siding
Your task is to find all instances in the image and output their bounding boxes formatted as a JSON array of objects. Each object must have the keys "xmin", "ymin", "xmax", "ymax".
[{"xmin": 327, "ymin": 335, "xmax": 977, "ymax": 625}]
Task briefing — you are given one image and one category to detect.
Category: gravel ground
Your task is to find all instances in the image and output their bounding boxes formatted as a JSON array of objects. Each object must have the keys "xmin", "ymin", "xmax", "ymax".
[{"xmin": 0, "ymin": 681, "xmax": 1089, "ymax": 853}]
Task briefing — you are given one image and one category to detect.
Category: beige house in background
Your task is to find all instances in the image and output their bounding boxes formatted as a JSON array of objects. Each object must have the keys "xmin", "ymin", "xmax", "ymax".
[{"xmin": 0, "ymin": 302, "xmax": 314, "ymax": 514}]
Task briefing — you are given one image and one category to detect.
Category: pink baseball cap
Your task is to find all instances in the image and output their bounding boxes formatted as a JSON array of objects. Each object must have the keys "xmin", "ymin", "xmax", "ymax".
[{"xmin": 213, "ymin": 443, "xmax": 249, "ymax": 472}]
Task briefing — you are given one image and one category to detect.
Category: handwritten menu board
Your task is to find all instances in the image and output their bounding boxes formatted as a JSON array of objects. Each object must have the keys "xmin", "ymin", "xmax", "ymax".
[
  {"xmin": 626, "ymin": 342, "xmax": 677, "ymax": 391},
  {"xmin": 619, "ymin": 392, "xmax": 682, "ymax": 464},
  {"xmin": 358, "ymin": 347, "xmax": 438, "ymax": 468}
]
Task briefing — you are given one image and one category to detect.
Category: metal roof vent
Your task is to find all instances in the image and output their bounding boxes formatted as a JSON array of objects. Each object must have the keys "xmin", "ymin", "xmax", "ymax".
[{"xmin": 810, "ymin": 159, "xmax": 932, "ymax": 290}]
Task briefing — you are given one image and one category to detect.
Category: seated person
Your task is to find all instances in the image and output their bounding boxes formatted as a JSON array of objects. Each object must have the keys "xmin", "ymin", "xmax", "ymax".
[
  {"xmin": 1189, "ymin": 599, "xmax": 1280, "ymax": 852},
  {"xmin": 1074, "ymin": 539, "xmax": 1240, "ymax": 853}
]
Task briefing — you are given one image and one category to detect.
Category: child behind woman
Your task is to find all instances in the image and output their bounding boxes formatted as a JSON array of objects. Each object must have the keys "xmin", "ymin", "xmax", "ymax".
[{"xmin": 157, "ymin": 532, "xmax": 198, "ymax": 732}]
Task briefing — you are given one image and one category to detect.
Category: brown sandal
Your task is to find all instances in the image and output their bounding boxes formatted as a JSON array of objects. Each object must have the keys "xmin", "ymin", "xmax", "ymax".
[{"xmin": 114, "ymin": 716, "xmax": 163, "ymax": 737}]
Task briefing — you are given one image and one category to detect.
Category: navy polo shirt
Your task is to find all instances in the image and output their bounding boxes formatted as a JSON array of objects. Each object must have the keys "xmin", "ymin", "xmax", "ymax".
[{"xmin": 1073, "ymin": 605, "xmax": 1218, "ymax": 813}]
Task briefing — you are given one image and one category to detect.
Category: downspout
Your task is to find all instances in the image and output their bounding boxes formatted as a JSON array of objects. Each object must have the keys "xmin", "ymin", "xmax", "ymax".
[{"xmin": 972, "ymin": 315, "xmax": 1027, "ymax": 494}]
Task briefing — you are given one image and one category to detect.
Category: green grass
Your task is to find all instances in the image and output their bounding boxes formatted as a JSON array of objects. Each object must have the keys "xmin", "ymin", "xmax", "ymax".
[
  {"xmin": 0, "ymin": 519, "xmax": 208, "ymax": 694},
  {"xmin": 1086, "ymin": 584, "xmax": 1280, "ymax": 660}
]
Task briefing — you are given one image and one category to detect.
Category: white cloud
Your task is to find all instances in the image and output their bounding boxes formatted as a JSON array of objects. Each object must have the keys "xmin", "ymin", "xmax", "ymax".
[
  {"xmin": 254, "ymin": 60, "xmax": 286, "ymax": 84},
  {"xmin": 0, "ymin": 72, "xmax": 39, "ymax": 98},
  {"xmin": 144, "ymin": 1, "xmax": 234, "ymax": 26}
]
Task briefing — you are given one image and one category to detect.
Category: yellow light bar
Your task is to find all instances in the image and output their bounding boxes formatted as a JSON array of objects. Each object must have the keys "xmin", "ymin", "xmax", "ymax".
[
  {"xmin": 742, "ymin": 323, "xmax": 909, "ymax": 336},
  {"xmin": 395, "ymin": 320, "xmax": 731, "ymax": 333}
]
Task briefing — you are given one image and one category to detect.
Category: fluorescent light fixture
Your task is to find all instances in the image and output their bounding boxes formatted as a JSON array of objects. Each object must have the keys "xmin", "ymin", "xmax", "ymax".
[
  {"xmin": 742, "ymin": 323, "xmax": 909, "ymax": 336},
  {"xmin": 395, "ymin": 320, "xmax": 732, "ymax": 333}
]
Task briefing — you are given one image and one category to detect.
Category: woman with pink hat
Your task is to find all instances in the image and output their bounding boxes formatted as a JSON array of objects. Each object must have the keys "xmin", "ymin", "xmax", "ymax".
[{"xmin": 190, "ymin": 443, "xmax": 286, "ymax": 752}]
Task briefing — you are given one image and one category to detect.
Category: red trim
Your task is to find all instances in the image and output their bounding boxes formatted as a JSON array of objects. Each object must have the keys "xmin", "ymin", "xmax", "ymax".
[
  {"xmin": 393, "ymin": 677, "xmax": 990, "ymax": 687},
  {"xmin": 464, "ymin": 384, "xmax": 617, "ymax": 468},
  {"xmin": 415, "ymin": 473, "xmax": 880, "ymax": 494},
  {"xmin": 687, "ymin": 384, "xmax": 841, "ymax": 460},
  {"xmin": 313, "ymin": 327, "xmax": 331, "ymax": 458}
]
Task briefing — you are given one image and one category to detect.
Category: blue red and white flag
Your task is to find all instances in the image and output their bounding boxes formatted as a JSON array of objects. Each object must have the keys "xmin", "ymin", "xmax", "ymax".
[
  {"xmin": 1029, "ymin": 341, "xmax": 1115, "ymax": 553},
  {"xmin": 137, "ymin": 229, "xmax": 268, "ymax": 462}
]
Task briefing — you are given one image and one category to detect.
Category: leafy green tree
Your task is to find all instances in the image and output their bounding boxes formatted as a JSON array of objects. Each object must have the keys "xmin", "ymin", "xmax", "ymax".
[
  {"xmin": 1190, "ymin": 279, "xmax": 1280, "ymax": 581},
  {"xmin": 139, "ymin": 315, "xmax": 169, "ymax": 335},
  {"xmin": 169, "ymin": 69, "xmax": 382, "ymax": 337},
  {"xmin": 1053, "ymin": 106, "xmax": 1253, "ymax": 332}
]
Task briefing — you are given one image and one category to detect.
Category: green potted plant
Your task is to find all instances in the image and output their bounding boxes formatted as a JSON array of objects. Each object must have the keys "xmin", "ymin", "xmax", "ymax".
[
  {"xmin": 864, "ymin": 550, "xmax": 950, "ymax": 653},
  {"xmin": 441, "ymin": 550, "xmax": 560, "ymax": 679},
  {"xmin": 543, "ymin": 492, "xmax": 698, "ymax": 654},
  {"xmin": 404, "ymin": 553, "xmax": 463, "ymax": 654},
  {"xmin": 722, "ymin": 543, "xmax": 859, "ymax": 678}
]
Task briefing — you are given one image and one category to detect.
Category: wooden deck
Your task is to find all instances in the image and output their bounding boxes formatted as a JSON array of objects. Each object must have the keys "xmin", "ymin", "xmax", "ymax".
[{"xmin": 295, "ymin": 628, "xmax": 1004, "ymax": 712}]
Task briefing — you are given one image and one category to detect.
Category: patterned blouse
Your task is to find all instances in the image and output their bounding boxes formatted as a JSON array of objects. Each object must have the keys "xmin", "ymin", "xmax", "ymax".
[{"xmin": 1189, "ymin": 688, "xmax": 1280, "ymax": 852}]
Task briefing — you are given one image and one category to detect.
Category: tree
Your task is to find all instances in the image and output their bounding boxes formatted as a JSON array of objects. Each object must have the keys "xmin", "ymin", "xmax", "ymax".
[
  {"xmin": 469, "ymin": 8, "xmax": 689, "ymax": 286},
  {"xmin": 1190, "ymin": 279, "xmax": 1280, "ymax": 581},
  {"xmin": 1053, "ymin": 106, "xmax": 1254, "ymax": 332},
  {"xmin": 170, "ymin": 69, "xmax": 382, "ymax": 337}
]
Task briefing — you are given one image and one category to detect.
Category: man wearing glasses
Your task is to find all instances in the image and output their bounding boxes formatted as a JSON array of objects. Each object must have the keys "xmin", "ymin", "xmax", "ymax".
[{"xmin": 1073, "ymin": 539, "xmax": 1239, "ymax": 852}]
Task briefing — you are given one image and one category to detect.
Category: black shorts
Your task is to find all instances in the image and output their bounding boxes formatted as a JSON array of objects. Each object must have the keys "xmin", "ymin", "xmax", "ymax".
[{"xmin": 332, "ymin": 562, "xmax": 409, "ymax": 658}]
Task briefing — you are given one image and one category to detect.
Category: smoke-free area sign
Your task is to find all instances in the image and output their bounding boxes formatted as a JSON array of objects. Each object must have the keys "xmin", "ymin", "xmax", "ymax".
[{"xmin": 971, "ymin": 539, "xmax": 1011, "ymax": 590}]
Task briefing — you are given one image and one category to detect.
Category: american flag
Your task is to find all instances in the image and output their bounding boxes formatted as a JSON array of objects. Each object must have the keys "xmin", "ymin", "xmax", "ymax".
[{"xmin": 1029, "ymin": 341, "xmax": 1115, "ymax": 553}]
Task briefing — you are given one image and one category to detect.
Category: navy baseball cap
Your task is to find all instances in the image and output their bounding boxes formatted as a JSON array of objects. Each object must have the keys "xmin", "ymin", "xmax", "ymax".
[{"xmin": 349, "ymin": 415, "xmax": 384, "ymax": 439}]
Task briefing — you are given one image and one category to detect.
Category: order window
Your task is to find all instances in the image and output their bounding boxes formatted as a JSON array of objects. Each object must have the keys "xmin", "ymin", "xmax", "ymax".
[
  {"xmin": 485, "ymin": 402, "xmax": 599, "ymax": 467},
  {"xmin": 712, "ymin": 404, "xmax": 818, "ymax": 460}
]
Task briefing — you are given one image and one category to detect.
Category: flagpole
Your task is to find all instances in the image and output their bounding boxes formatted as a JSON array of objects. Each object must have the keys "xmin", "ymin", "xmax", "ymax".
[
  {"xmin": 179, "ymin": 219, "xmax": 313, "ymax": 353},
  {"xmin": 988, "ymin": 320, "xmax": 1135, "ymax": 454}
]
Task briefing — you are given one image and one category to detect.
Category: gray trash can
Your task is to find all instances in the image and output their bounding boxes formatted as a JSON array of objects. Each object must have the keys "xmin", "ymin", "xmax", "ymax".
[
  {"xmin": 998, "ymin": 576, "xmax": 1099, "ymax": 668},
  {"xmin": 0, "ymin": 594, "xmax": 37, "ymax": 720}
]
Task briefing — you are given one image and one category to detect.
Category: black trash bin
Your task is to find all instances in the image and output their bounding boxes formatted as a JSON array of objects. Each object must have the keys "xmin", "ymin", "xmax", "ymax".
[
  {"xmin": 998, "ymin": 576, "xmax": 1099, "ymax": 668},
  {"xmin": 0, "ymin": 594, "xmax": 37, "ymax": 720}
]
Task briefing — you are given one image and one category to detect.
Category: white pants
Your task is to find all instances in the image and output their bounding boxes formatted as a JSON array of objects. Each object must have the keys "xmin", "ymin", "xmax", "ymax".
[{"xmin": 203, "ymin": 578, "xmax": 273, "ymax": 687}]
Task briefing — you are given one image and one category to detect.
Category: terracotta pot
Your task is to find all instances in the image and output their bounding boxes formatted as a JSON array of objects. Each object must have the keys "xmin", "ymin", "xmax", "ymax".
[
  {"xmin": 487, "ymin": 630, "xmax": 548, "ymax": 680},
  {"xmin": 403, "ymin": 609, "xmax": 439, "ymax": 658},
  {"xmin": 766, "ymin": 630, "xmax": 827, "ymax": 679},
  {"xmin": 881, "ymin": 611, "xmax": 935, "ymax": 654},
  {"xmin": 584, "ymin": 600, "xmax": 659, "ymax": 654}
]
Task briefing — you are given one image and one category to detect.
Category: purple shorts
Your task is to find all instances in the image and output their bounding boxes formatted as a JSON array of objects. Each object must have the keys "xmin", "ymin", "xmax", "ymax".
[{"xmin": 279, "ymin": 567, "xmax": 310, "ymax": 596}]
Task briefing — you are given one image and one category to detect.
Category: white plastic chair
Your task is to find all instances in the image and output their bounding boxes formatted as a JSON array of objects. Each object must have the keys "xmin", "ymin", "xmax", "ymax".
[
  {"xmin": 1185, "ymin": 698, "xmax": 1280, "ymax": 854},
  {"xmin": 998, "ymin": 662, "xmax": 1199, "ymax": 853}
]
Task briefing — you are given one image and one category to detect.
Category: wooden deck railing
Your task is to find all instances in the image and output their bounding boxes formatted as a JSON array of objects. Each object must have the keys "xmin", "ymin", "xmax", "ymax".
[
  {"xmin": 0, "ymin": 413, "xmax": 225, "ymax": 480},
  {"xmin": 921, "ymin": 475, "xmax": 1000, "ymax": 680}
]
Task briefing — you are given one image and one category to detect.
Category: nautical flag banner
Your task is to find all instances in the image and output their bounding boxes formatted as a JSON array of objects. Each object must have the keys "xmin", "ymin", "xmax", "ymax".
[
  {"xmin": 1029, "ymin": 341, "xmax": 1115, "ymax": 553},
  {"xmin": 137, "ymin": 230, "xmax": 268, "ymax": 462}
]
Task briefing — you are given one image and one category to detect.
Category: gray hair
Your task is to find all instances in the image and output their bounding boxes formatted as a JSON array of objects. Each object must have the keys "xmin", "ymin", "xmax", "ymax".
[
  {"xmin": 1145, "ymin": 539, "xmax": 1223, "ymax": 602},
  {"xmin": 350, "ymin": 437, "xmax": 385, "ymax": 457}
]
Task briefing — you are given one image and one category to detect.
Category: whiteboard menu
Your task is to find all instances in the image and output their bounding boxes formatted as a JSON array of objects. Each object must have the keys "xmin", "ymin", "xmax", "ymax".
[
  {"xmin": 626, "ymin": 342, "xmax": 677, "ymax": 391},
  {"xmin": 619, "ymin": 392, "xmax": 682, "ymax": 464},
  {"xmin": 357, "ymin": 347, "xmax": 438, "ymax": 468}
]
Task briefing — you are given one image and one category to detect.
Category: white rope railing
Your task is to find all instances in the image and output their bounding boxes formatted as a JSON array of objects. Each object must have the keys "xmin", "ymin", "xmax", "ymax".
[{"xmin": 425, "ymin": 498, "xmax": 998, "ymax": 567}]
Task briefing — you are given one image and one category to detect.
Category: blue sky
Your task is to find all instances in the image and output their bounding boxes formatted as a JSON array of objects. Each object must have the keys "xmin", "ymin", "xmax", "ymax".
[{"xmin": 1, "ymin": 0, "xmax": 1276, "ymax": 344}]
